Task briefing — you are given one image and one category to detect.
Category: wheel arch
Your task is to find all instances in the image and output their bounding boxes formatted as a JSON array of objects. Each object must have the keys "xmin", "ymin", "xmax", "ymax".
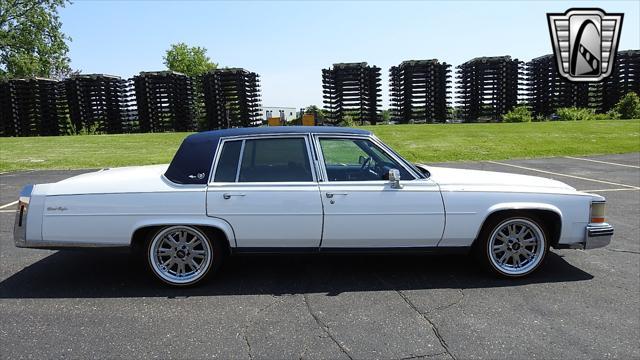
[
  {"xmin": 129, "ymin": 217, "xmax": 236, "ymax": 254},
  {"xmin": 474, "ymin": 203, "xmax": 563, "ymax": 248}
]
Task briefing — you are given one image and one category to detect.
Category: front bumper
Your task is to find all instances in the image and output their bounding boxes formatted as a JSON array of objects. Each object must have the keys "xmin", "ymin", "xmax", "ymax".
[{"xmin": 584, "ymin": 223, "xmax": 614, "ymax": 250}]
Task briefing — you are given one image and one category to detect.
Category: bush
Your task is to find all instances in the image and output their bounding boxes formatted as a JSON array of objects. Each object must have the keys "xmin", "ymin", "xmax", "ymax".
[
  {"xmin": 592, "ymin": 113, "xmax": 615, "ymax": 121},
  {"xmin": 613, "ymin": 92, "xmax": 640, "ymax": 119},
  {"xmin": 502, "ymin": 106, "xmax": 532, "ymax": 123},
  {"xmin": 555, "ymin": 107, "xmax": 595, "ymax": 121},
  {"xmin": 606, "ymin": 109, "xmax": 621, "ymax": 120}
]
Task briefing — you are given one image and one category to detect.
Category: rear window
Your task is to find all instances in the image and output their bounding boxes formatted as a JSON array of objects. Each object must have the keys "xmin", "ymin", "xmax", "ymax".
[
  {"xmin": 238, "ymin": 138, "xmax": 312, "ymax": 182},
  {"xmin": 213, "ymin": 140, "xmax": 242, "ymax": 182}
]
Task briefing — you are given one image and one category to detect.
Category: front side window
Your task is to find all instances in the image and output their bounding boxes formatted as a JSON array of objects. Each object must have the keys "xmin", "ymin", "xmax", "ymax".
[
  {"xmin": 319, "ymin": 138, "xmax": 413, "ymax": 181},
  {"xmin": 238, "ymin": 138, "xmax": 313, "ymax": 182}
]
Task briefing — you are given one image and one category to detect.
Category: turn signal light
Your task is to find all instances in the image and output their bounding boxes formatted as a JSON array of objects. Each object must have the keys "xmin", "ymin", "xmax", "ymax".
[{"xmin": 590, "ymin": 202, "xmax": 606, "ymax": 223}]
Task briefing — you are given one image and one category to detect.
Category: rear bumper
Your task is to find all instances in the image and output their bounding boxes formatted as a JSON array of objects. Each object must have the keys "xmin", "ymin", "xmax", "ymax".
[{"xmin": 13, "ymin": 185, "xmax": 33, "ymax": 248}]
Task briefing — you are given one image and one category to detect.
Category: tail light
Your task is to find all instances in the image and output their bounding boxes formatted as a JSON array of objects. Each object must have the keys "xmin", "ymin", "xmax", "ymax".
[{"xmin": 590, "ymin": 202, "xmax": 606, "ymax": 224}]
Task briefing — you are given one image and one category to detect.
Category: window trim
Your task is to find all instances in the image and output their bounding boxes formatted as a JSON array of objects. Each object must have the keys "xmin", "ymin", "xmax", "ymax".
[
  {"xmin": 312, "ymin": 134, "xmax": 421, "ymax": 183},
  {"xmin": 209, "ymin": 134, "xmax": 318, "ymax": 184}
]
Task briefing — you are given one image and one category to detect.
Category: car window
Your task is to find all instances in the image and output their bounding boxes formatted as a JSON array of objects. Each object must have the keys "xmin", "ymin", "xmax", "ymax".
[
  {"xmin": 213, "ymin": 140, "xmax": 242, "ymax": 182},
  {"xmin": 319, "ymin": 138, "xmax": 413, "ymax": 181},
  {"xmin": 238, "ymin": 138, "xmax": 313, "ymax": 182}
]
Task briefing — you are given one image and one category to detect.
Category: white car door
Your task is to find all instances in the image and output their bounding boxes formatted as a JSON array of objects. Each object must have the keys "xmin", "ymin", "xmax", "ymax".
[
  {"xmin": 206, "ymin": 135, "xmax": 323, "ymax": 248},
  {"xmin": 315, "ymin": 136, "xmax": 445, "ymax": 248}
]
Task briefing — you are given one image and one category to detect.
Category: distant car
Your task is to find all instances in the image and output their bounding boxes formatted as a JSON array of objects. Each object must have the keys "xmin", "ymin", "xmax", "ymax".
[{"xmin": 14, "ymin": 127, "xmax": 612, "ymax": 286}]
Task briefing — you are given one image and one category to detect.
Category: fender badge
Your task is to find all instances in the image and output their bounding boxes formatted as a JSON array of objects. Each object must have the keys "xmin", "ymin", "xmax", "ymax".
[{"xmin": 47, "ymin": 206, "xmax": 68, "ymax": 211}]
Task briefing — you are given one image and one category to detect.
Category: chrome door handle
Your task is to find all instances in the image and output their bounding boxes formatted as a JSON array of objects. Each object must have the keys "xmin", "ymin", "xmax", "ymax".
[
  {"xmin": 223, "ymin": 193, "xmax": 246, "ymax": 200},
  {"xmin": 326, "ymin": 192, "xmax": 348, "ymax": 198}
]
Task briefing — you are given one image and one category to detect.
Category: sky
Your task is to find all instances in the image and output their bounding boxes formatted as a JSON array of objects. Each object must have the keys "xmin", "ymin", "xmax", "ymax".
[{"xmin": 60, "ymin": 1, "xmax": 640, "ymax": 109}]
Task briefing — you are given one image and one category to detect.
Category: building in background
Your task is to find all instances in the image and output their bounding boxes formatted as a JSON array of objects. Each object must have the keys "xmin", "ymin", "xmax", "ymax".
[
  {"xmin": 201, "ymin": 68, "xmax": 262, "ymax": 130},
  {"xmin": 261, "ymin": 106, "xmax": 298, "ymax": 122},
  {"xmin": 456, "ymin": 56, "xmax": 524, "ymax": 122},
  {"xmin": 526, "ymin": 55, "xmax": 590, "ymax": 117},
  {"xmin": 322, "ymin": 62, "xmax": 381, "ymax": 125},
  {"xmin": 389, "ymin": 59, "xmax": 451, "ymax": 123},
  {"xmin": 133, "ymin": 71, "xmax": 196, "ymax": 132}
]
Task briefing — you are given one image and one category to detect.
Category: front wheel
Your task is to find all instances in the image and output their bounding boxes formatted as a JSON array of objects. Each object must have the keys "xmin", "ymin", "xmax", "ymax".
[
  {"xmin": 477, "ymin": 215, "xmax": 549, "ymax": 278},
  {"xmin": 147, "ymin": 225, "xmax": 220, "ymax": 286}
]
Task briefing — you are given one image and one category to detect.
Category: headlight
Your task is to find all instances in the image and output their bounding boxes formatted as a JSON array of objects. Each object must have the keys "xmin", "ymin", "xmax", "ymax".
[{"xmin": 590, "ymin": 201, "xmax": 606, "ymax": 224}]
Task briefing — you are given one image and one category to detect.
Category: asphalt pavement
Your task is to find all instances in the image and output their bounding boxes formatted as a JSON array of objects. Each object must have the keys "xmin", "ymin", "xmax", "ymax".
[{"xmin": 1, "ymin": 153, "xmax": 638, "ymax": 359}]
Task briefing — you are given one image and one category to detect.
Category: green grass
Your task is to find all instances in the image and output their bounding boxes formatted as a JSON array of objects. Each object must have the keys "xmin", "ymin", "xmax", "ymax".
[{"xmin": 1, "ymin": 120, "xmax": 639, "ymax": 172}]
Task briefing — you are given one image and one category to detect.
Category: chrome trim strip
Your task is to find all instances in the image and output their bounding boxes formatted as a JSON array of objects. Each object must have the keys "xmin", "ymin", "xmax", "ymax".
[
  {"xmin": 16, "ymin": 240, "xmax": 127, "ymax": 249},
  {"xmin": 234, "ymin": 140, "xmax": 246, "ymax": 182},
  {"xmin": 210, "ymin": 134, "xmax": 318, "ymax": 184}
]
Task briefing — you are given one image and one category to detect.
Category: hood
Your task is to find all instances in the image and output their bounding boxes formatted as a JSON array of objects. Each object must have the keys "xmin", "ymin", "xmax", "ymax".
[
  {"xmin": 46, "ymin": 164, "xmax": 171, "ymax": 195},
  {"xmin": 420, "ymin": 165, "xmax": 575, "ymax": 192}
]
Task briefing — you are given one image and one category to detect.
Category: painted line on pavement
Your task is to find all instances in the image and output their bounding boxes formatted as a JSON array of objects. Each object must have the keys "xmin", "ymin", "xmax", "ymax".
[
  {"xmin": 564, "ymin": 156, "xmax": 640, "ymax": 169},
  {"xmin": 0, "ymin": 200, "xmax": 18, "ymax": 209},
  {"xmin": 582, "ymin": 188, "xmax": 640, "ymax": 193},
  {"xmin": 486, "ymin": 161, "xmax": 640, "ymax": 189}
]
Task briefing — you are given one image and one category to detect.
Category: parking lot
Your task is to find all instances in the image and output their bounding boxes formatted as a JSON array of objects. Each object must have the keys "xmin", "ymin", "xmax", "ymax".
[{"xmin": 1, "ymin": 153, "xmax": 638, "ymax": 359}]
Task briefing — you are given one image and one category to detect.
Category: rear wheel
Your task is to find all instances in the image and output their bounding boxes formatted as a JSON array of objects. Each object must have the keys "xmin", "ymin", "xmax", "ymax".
[
  {"xmin": 147, "ymin": 225, "xmax": 221, "ymax": 286},
  {"xmin": 477, "ymin": 215, "xmax": 549, "ymax": 278}
]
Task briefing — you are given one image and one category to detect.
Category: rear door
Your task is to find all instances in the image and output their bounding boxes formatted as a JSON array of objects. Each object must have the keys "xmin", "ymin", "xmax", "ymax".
[
  {"xmin": 315, "ymin": 136, "xmax": 445, "ymax": 248},
  {"xmin": 206, "ymin": 135, "xmax": 323, "ymax": 248}
]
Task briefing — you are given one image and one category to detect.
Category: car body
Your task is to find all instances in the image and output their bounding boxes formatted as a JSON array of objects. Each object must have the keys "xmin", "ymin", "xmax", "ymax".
[{"xmin": 14, "ymin": 126, "xmax": 613, "ymax": 286}]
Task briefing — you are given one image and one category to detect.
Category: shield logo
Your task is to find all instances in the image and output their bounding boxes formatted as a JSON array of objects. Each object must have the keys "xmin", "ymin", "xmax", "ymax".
[{"xmin": 547, "ymin": 8, "xmax": 624, "ymax": 82}]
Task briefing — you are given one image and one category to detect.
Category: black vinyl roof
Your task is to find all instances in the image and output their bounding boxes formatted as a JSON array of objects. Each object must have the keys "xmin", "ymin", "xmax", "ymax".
[{"xmin": 165, "ymin": 126, "xmax": 372, "ymax": 184}]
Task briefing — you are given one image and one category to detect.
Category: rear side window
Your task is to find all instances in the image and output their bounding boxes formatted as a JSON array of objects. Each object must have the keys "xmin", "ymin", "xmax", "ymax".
[
  {"xmin": 213, "ymin": 141, "xmax": 242, "ymax": 182},
  {"xmin": 239, "ymin": 138, "xmax": 312, "ymax": 182}
]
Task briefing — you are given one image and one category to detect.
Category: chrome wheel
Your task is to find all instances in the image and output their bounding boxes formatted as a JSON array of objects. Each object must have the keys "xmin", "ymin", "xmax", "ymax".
[
  {"xmin": 487, "ymin": 218, "xmax": 546, "ymax": 276},
  {"xmin": 148, "ymin": 226, "xmax": 213, "ymax": 285}
]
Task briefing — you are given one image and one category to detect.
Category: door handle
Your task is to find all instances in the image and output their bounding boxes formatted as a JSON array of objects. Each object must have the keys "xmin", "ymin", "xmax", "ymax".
[
  {"xmin": 326, "ymin": 192, "xmax": 348, "ymax": 198},
  {"xmin": 223, "ymin": 193, "xmax": 246, "ymax": 200}
]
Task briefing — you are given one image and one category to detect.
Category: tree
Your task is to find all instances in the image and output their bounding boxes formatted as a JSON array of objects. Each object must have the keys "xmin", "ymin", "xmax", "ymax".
[
  {"xmin": 0, "ymin": 0, "xmax": 72, "ymax": 79},
  {"xmin": 304, "ymin": 105, "xmax": 328, "ymax": 123},
  {"xmin": 163, "ymin": 43, "xmax": 217, "ymax": 76},
  {"xmin": 613, "ymin": 92, "xmax": 640, "ymax": 120}
]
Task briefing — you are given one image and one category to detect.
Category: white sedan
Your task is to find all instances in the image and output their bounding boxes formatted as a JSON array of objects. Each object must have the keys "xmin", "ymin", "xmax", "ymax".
[{"xmin": 14, "ymin": 127, "xmax": 613, "ymax": 286}]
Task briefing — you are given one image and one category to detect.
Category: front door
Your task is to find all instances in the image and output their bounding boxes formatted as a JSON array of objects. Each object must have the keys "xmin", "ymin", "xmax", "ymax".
[
  {"xmin": 316, "ymin": 136, "xmax": 445, "ymax": 248},
  {"xmin": 206, "ymin": 136, "xmax": 323, "ymax": 248}
]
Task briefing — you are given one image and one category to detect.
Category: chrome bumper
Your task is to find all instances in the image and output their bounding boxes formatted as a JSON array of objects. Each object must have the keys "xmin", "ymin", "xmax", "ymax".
[
  {"xmin": 13, "ymin": 184, "xmax": 33, "ymax": 248},
  {"xmin": 584, "ymin": 223, "xmax": 614, "ymax": 250}
]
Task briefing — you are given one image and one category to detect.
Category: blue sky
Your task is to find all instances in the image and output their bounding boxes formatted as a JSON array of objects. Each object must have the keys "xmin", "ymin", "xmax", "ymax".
[{"xmin": 60, "ymin": 1, "xmax": 639, "ymax": 109}]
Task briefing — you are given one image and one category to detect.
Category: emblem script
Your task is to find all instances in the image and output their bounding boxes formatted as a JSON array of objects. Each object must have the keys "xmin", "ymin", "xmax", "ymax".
[{"xmin": 547, "ymin": 8, "xmax": 623, "ymax": 82}]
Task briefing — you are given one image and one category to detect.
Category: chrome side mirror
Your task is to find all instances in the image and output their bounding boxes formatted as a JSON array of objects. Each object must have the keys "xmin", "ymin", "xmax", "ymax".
[{"xmin": 388, "ymin": 169, "xmax": 403, "ymax": 189}]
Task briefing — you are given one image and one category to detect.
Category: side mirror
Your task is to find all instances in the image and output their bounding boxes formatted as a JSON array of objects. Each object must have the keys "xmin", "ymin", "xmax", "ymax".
[
  {"xmin": 388, "ymin": 169, "xmax": 403, "ymax": 189},
  {"xmin": 358, "ymin": 155, "xmax": 366, "ymax": 165}
]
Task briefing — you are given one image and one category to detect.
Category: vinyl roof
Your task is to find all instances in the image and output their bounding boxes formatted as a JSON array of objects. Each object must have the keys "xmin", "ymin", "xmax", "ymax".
[
  {"xmin": 189, "ymin": 126, "xmax": 370, "ymax": 140},
  {"xmin": 165, "ymin": 126, "xmax": 371, "ymax": 184}
]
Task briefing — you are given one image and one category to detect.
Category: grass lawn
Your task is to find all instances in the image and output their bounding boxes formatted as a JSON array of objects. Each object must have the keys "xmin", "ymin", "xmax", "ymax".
[{"xmin": 1, "ymin": 120, "xmax": 639, "ymax": 172}]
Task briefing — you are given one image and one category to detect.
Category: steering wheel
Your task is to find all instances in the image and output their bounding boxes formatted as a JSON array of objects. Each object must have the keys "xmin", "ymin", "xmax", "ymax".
[{"xmin": 360, "ymin": 156, "xmax": 372, "ymax": 170}]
